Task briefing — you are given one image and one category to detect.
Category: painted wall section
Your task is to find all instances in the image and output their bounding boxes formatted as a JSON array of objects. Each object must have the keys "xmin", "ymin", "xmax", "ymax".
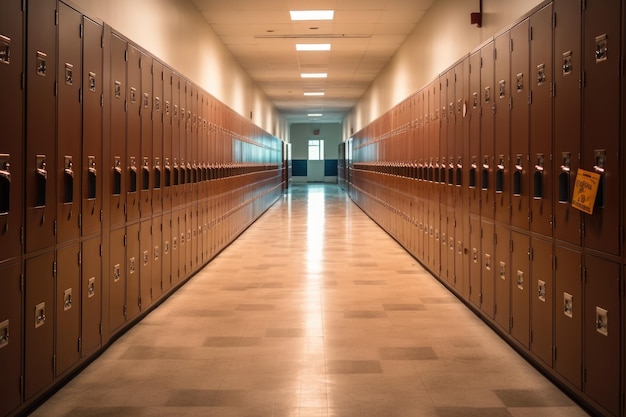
[
  {"xmin": 343, "ymin": 0, "xmax": 543, "ymax": 139},
  {"xmin": 290, "ymin": 123, "xmax": 342, "ymax": 182},
  {"xmin": 72, "ymin": 0, "xmax": 287, "ymax": 140}
]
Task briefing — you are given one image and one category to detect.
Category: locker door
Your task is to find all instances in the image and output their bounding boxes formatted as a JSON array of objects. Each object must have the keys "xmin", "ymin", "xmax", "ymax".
[
  {"xmin": 510, "ymin": 231, "xmax": 530, "ymax": 348},
  {"xmin": 82, "ymin": 18, "xmax": 103, "ymax": 237},
  {"xmin": 530, "ymin": 237, "xmax": 553, "ymax": 366},
  {"xmin": 162, "ymin": 67, "xmax": 173, "ymax": 212},
  {"xmin": 126, "ymin": 223, "xmax": 140, "ymax": 320},
  {"xmin": 140, "ymin": 53, "xmax": 153, "ymax": 219},
  {"xmin": 430, "ymin": 82, "xmax": 441, "ymax": 274},
  {"xmin": 554, "ymin": 245, "xmax": 582, "ymax": 389},
  {"xmin": 510, "ymin": 19, "xmax": 530, "ymax": 231},
  {"xmin": 481, "ymin": 221, "xmax": 495, "ymax": 318},
  {"xmin": 583, "ymin": 255, "xmax": 620, "ymax": 416},
  {"xmin": 56, "ymin": 3, "xmax": 82, "ymax": 244},
  {"xmin": 25, "ymin": 252, "xmax": 55, "ymax": 399},
  {"xmin": 139, "ymin": 219, "xmax": 152, "ymax": 311},
  {"xmin": 191, "ymin": 204, "xmax": 199, "ymax": 271},
  {"xmin": 171, "ymin": 72, "xmax": 181, "ymax": 209},
  {"xmin": 582, "ymin": 0, "xmax": 621, "ymax": 256},
  {"xmin": 480, "ymin": 42, "xmax": 495, "ymax": 221},
  {"xmin": 447, "ymin": 208, "xmax": 455, "ymax": 287},
  {"xmin": 55, "ymin": 243, "xmax": 80, "ymax": 376},
  {"xmin": 183, "ymin": 82, "xmax": 192, "ymax": 205},
  {"xmin": 529, "ymin": 4, "xmax": 554, "ymax": 238},
  {"xmin": 152, "ymin": 61, "xmax": 164, "ymax": 215},
  {"xmin": 152, "ymin": 215, "xmax": 163, "ymax": 301},
  {"xmin": 445, "ymin": 69, "xmax": 456, "ymax": 210},
  {"xmin": 26, "ymin": 0, "xmax": 57, "ymax": 253},
  {"xmin": 0, "ymin": 262, "xmax": 22, "ymax": 416},
  {"xmin": 469, "ymin": 216, "xmax": 481, "ymax": 307},
  {"xmin": 179, "ymin": 208, "xmax": 188, "ymax": 279},
  {"xmin": 494, "ymin": 31, "xmax": 511, "ymax": 226},
  {"xmin": 126, "ymin": 44, "xmax": 141, "ymax": 223},
  {"xmin": 0, "ymin": 0, "xmax": 24, "ymax": 263},
  {"xmin": 109, "ymin": 227, "xmax": 126, "ymax": 333},
  {"xmin": 109, "ymin": 34, "xmax": 127, "ymax": 228},
  {"xmin": 81, "ymin": 237, "xmax": 101, "ymax": 357},
  {"xmin": 494, "ymin": 225, "xmax": 510, "ymax": 332},
  {"xmin": 162, "ymin": 212, "xmax": 172, "ymax": 293},
  {"xmin": 171, "ymin": 209, "xmax": 180, "ymax": 283},
  {"xmin": 553, "ymin": 0, "xmax": 581, "ymax": 245},
  {"xmin": 468, "ymin": 51, "xmax": 481, "ymax": 217}
]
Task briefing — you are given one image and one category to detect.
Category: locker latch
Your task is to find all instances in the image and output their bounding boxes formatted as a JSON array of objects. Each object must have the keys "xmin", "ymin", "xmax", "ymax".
[
  {"xmin": 88, "ymin": 277, "xmax": 96, "ymax": 298},
  {"xmin": 0, "ymin": 154, "xmax": 11, "ymax": 215},
  {"xmin": 113, "ymin": 157, "xmax": 122, "ymax": 196},
  {"xmin": 164, "ymin": 240, "xmax": 170, "ymax": 255},
  {"xmin": 469, "ymin": 157, "xmax": 477, "ymax": 188},
  {"xmin": 64, "ymin": 156, "xmax": 74, "ymax": 204},
  {"xmin": 88, "ymin": 156, "xmax": 97, "ymax": 200},
  {"xmin": 113, "ymin": 263, "xmax": 121, "ymax": 282},
  {"xmin": 115, "ymin": 81, "xmax": 122, "ymax": 99},
  {"xmin": 173, "ymin": 158, "xmax": 179, "ymax": 186},
  {"xmin": 129, "ymin": 157, "xmax": 138, "ymax": 193},
  {"xmin": 456, "ymin": 158, "xmax": 463, "ymax": 187},
  {"xmin": 499, "ymin": 261, "xmax": 506, "ymax": 280},
  {"xmin": 481, "ymin": 156, "xmax": 489, "ymax": 191},
  {"xmin": 562, "ymin": 51, "xmax": 573, "ymax": 76},
  {"xmin": 533, "ymin": 154, "xmax": 544, "ymax": 199},
  {"xmin": 88, "ymin": 72, "xmax": 96, "ymax": 92},
  {"xmin": 129, "ymin": 257, "xmax": 136, "ymax": 274},
  {"xmin": 536, "ymin": 63, "xmax": 546, "ymax": 86},
  {"xmin": 499, "ymin": 80, "xmax": 506, "ymax": 98},
  {"xmin": 154, "ymin": 245, "xmax": 159, "ymax": 261},
  {"xmin": 595, "ymin": 34, "xmax": 608, "ymax": 63},
  {"xmin": 484, "ymin": 86, "xmax": 491, "ymax": 103},
  {"xmin": 448, "ymin": 158, "xmax": 454, "ymax": 185},
  {"xmin": 154, "ymin": 157, "xmax": 161, "ymax": 189},
  {"xmin": 0, "ymin": 319, "xmax": 9, "ymax": 349},
  {"xmin": 537, "ymin": 280, "xmax": 546, "ymax": 302},
  {"xmin": 0, "ymin": 35, "xmax": 10, "ymax": 64},
  {"xmin": 516, "ymin": 270, "xmax": 524, "ymax": 290},
  {"xmin": 36, "ymin": 51, "xmax": 47, "ymax": 76},
  {"xmin": 593, "ymin": 149, "xmax": 605, "ymax": 208},
  {"xmin": 513, "ymin": 155, "xmax": 523, "ymax": 196},
  {"xmin": 35, "ymin": 302, "xmax": 46, "ymax": 328},
  {"xmin": 496, "ymin": 155, "xmax": 504, "ymax": 193},
  {"xmin": 63, "ymin": 288, "xmax": 73, "ymax": 311},
  {"xmin": 65, "ymin": 63, "xmax": 74, "ymax": 85},
  {"xmin": 563, "ymin": 292, "xmax": 573, "ymax": 318},
  {"xmin": 164, "ymin": 158, "xmax": 171, "ymax": 187},
  {"xmin": 558, "ymin": 152, "xmax": 571, "ymax": 203},
  {"xmin": 484, "ymin": 254, "xmax": 491, "ymax": 270},
  {"xmin": 35, "ymin": 155, "xmax": 48, "ymax": 208},
  {"xmin": 516, "ymin": 73, "xmax": 524, "ymax": 92},
  {"xmin": 142, "ymin": 157, "xmax": 150, "ymax": 191},
  {"xmin": 595, "ymin": 306, "xmax": 608, "ymax": 336},
  {"xmin": 472, "ymin": 92, "xmax": 478, "ymax": 109}
]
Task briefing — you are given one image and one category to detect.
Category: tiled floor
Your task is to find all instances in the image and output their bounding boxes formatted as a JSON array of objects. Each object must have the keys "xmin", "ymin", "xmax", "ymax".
[{"xmin": 31, "ymin": 184, "xmax": 590, "ymax": 417}]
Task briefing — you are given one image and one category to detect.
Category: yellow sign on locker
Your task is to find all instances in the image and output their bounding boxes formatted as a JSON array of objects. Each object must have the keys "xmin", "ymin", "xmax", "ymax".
[{"xmin": 571, "ymin": 168, "xmax": 600, "ymax": 214}]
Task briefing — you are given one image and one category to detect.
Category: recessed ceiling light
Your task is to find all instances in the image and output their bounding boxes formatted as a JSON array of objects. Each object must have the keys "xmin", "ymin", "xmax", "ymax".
[
  {"xmin": 290, "ymin": 10, "xmax": 334, "ymax": 21},
  {"xmin": 301, "ymin": 73, "xmax": 327, "ymax": 78},
  {"xmin": 304, "ymin": 92, "xmax": 325, "ymax": 96},
  {"xmin": 296, "ymin": 44, "xmax": 331, "ymax": 51},
  {"xmin": 308, "ymin": 113, "xmax": 323, "ymax": 117}
]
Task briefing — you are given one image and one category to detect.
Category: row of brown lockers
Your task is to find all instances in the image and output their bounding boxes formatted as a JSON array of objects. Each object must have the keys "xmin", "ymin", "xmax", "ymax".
[
  {"xmin": 348, "ymin": 180, "xmax": 621, "ymax": 416},
  {"xmin": 347, "ymin": 0, "xmax": 625, "ymax": 416},
  {"xmin": 0, "ymin": 179, "xmax": 283, "ymax": 417},
  {"xmin": 0, "ymin": 0, "xmax": 285, "ymax": 416},
  {"xmin": 350, "ymin": 0, "xmax": 622, "ymax": 259},
  {"xmin": 0, "ymin": 0, "xmax": 284, "ymax": 263}
]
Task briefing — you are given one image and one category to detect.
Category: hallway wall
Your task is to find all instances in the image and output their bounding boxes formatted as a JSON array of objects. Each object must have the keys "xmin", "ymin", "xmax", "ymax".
[
  {"xmin": 71, "ymin": 0, "xmax": 287, "ymax": 139},
  {"xmin": 290, "ymin": 123, "xmax": 342, "ymax": 183},
  {"xmin": 343, "ymin": 0, "xmax": 542, "ymax": 139}
]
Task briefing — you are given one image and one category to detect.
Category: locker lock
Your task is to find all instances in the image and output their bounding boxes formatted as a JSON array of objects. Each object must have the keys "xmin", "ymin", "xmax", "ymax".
[
  {"xmin": 563, "ymin": 292, "xmax": 573, "ymax": 318},
  {"xmin": 495, "ymin": 155, "xmax": 505, "ymax": 194},
  {"xmin": 536, "ymin": 63, "xmax": 546, "ymax": 86},
  {"xmin": 537, "ymin": 280, "xmax": 546, "ymax": 302},
  {"xmin": 88, "ymin": 277, "xmax": 96, "ymax": 298},
  {"xmin": 533, "ymin": 154, "xmax": 544, "ymax": 200},
  {"xmin": 0, "ymin": 319, "xmax": 9, "ymax": 348},
  {"xmin": 154, "ymin": 157, "xmax": 162, "ymax": 190},
  {"xmin": 129, "ymin": 157, "xmax": 138, "ymax": 193},
  {"xmin": 142, "ymin": 157, "xmax": 150, "ymax": 191},
  {"xmin": 481, "ymin": 156, "xmax": 489, "ymax": 191},
  {"xmin": 513, "ymin": 155, "xmax": 523, "ymax": 197},
  {"xmin": 113, "ymin": 263, "xmax": 121, "ymax": 282},
  {"xmin": 516, "ymin": 270, "xmax": 524, "ymax": 290},
  {"xmin": 499, "ymin": 261, "xmax": 506, "ymax": 280},
  {"xmin": 516, "ymin": 73, "xmax": 524, "ymax": 92},
  {"xmin": 498, "ymin": 80, "xmax": 506, "ymax": 98},
  {"xmin": 113, "ymin": 157, "xmax": 122, "ymax": 196},
  {"xmin": 63, "ymin": 288, "xmax": 73, "ymax": 311},
  {"xmin": 0, "ymin": 154, "xmax": 11, "ymax": 215}
]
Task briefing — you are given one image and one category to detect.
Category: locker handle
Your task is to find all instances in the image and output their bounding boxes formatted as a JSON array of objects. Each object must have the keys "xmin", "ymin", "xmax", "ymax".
[
  {"xmin": 35, "ymin": 155, "xmax": 48, "ymax": 208},
  {"xmin": 558, "ymin": 155, "xmax": 570, "ymax": 203},
  {"xmin": 173, "ymin": 163, "xmax": 179, "ymax": 186},
  {"xmin": 0, "ymin": 156, "xmax": 10, "ymax": 215},
  {"xmin": 496, "ymin": 158, "xmax": 504, "ymax": 193},
  {"xmin": 164, "ymin": 162, "xmax": 171, "ymax": 187},
  {"xmin": 440, "ymin": 165, "xmax": 446, "ymax": 184},
  {"xmin": 64, "ymin": 157, "xmax": 74, "ymax": 204},
  {"xmin": 113, "ymin": 158, "xmax": 122, "ymax": 196},
  {"xmin": 481, "ymin": 159, "xmax": 489, "ymax": 191},
  {"xmin": 533, "ymin": 167, "xmax": 543, "ymax": 200},
  {"xmin": 455, "ymin": 163, "xmax": 462, "ymax": 187},
  {"xmin": 129, "ymin": 159, "xmax": 138, "ymax": 193},
  {"xmin": 142, "ymin": 159, "xmax": 150, "ymax": 191},
  {"xmin": 448, "ymin": 162, "xmax": 454, "ymax": 185},
  {"xmin": 0, "ymin": 320, "xmax": 8, "ymax": 347},
  {"xmin": 88, "ymin": 156, "xmax": 97, "ymax": 200},
  {"xmin": 593, "ymin": 151, "xmax": 605, "ymax": 208},
  {"xmin": 469, "ymin": 161, "xmax": 477, "ymax": 188}
]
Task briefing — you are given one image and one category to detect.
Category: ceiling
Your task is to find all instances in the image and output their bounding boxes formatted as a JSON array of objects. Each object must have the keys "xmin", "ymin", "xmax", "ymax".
[{"xmin": 190, "ymin": 0, "xmax": 435, "ymax": 124}]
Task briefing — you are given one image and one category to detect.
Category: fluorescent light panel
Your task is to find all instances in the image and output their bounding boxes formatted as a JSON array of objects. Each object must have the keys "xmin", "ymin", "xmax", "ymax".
[
  {"xmin": 304, "ymin": 92, "xmax": 325, "ymax": 96},
  {"xmin": 308, "ymin": 113, "xmax": 323, "ymax": 117},
  {"xmin": 301, "ymin": 73, "xmax": 327, "ymax": 78},
  {"xmin": 290, "ymin": 10, "xmax": 334, "ymax": 21},
  {"xmin": 296, "ymin": 43, "xmax": 331, "ymax": 51}
]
